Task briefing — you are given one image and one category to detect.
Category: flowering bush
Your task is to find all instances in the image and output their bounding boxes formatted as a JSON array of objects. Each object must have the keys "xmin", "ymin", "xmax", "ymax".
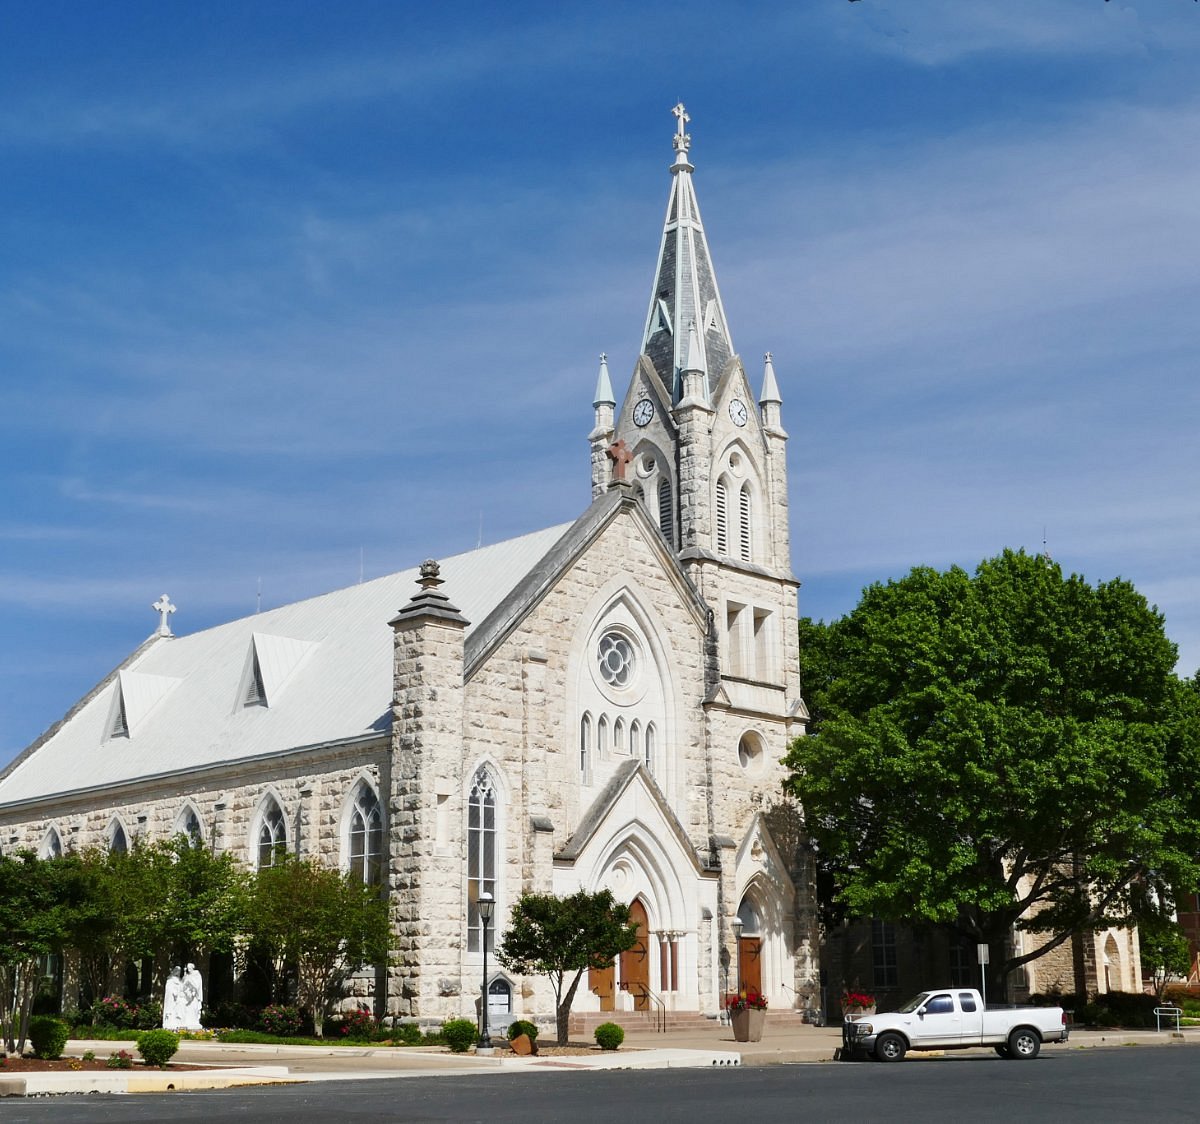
[
  {"xmin": 842, "ymin": 990, "xmax": 876, "ymax": 1009},
  {"xmin": 96, "ymin": 996, "xmax": 139, "ymax": 1029},
  {"xmin": 106, "ymin": 1049, "xmax": 134, "ymax": 1070},
  {"xmin": 725, "ymin": 986, "xmax": 768, "ymax": 1012},
  {"xmin": 258, "ymin": 1004, "xmax": 303, "ymax": 1037},
  {"xmin": 338, "ymin": 1005, "xmax": 377, "ymax": 1040}
]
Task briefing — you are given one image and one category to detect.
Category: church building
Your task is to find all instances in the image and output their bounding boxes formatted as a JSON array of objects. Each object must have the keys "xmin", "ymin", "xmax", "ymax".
[{"xmin": 0, "ymin": 107, "xmax": 821, "ymax": 1024}]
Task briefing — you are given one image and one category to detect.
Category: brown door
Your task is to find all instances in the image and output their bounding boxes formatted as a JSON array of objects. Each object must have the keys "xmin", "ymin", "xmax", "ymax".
[
  {"xmin": 620, "ymin": 899, "xmax": 651, "ymax": 1011},
  {"xmin": 738, "ymin": 936, "xmax": 762, "ymax": 995},
  {"xmin": 589, "ymin": 962, "xmax": 615, "ymax": 1011}
]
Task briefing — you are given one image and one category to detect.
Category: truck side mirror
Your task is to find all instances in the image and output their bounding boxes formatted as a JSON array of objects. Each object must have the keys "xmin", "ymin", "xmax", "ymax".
[{"xmin": 917, "ymin": 1007, "xmax": 926, "ymax": 1018}]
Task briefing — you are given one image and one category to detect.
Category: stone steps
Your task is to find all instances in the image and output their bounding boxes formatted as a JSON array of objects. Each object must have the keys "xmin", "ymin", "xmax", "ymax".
[{"xmin": 568, "ymin": 1008, "xmax": 811, "ymax": 1036}]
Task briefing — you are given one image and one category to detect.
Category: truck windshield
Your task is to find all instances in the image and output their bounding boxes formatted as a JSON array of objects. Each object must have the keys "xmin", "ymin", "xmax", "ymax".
[{"xmin": 895, "ymin": 992, "xmax": 933, "ymax": 1014}]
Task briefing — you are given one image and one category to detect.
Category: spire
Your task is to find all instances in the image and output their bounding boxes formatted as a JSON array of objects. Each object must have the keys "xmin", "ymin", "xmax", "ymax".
[
  {"xmin": 759, "ymin": 352, "xmax": 782, "ymax": 405},
  {"xmin": 592, "ymin": 353, "xmax": 615, "ymax": 407},
  {"xmin": 639, "ymin": 104, "xmax": 735, "ymax": 403}
]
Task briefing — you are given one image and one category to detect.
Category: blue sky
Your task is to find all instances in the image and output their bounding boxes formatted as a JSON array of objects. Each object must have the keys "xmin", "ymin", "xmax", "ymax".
[{"xmin": 3, "ymin": 1, "xmax": 1199, "ymax": 768}]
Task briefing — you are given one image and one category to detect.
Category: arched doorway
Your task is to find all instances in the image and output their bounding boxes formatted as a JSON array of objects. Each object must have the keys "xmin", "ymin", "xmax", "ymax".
[
  {"xmin": 737, "ymin": 900, "xmax": 763, "ymax": 995},
  {"xmin": 621, "ymin": 899, "xmax": 651, "ymax": 1010}
]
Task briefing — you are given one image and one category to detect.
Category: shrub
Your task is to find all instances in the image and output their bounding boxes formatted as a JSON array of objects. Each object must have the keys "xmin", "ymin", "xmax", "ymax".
[
  {"xmin": 390, "ymin": 1022, "xmax": 423, "ymax": 1046},
  {"xmin": 259, "ymin": 1004, "xmax": 303, "ymax": 1037},
  {"xmin": 81, "ymin": 1050, "xmax": 96, "ymax": 1062},
  {"xmin": 507, "ymin": 1019, "xmax": 539, "ymax": 1042},
  {"xmin": 135, "ymin": 1000, "xmax": 164, "ymax": 1030},
  {"xmin": 28, "ymin": 1016, "xmax": 70, "ymax": 1060},
  {"xmin": 335, "ymin": 1005, "xmax": 376, "ymax": 1040},
  {"xmin": 441, "ymin": 1018, "xmax": 478, "ymax": 1053},
  {"xmin": 95, "ymin": 996, "xmax": 139, "ymax": 1029},
  {"xmin": 106, "ymin": 1049, "xmax": 134, "ymax": 1070},
  {"xmin": 594, "ymin": 1022, "xmax": 624, "ymax": 1050},
  {"xmin": 136, "ymin": 1029, "xmax": 180, "ymax": 1067}
]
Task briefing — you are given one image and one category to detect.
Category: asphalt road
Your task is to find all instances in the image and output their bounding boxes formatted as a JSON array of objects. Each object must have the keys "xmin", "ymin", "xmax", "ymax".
[{"xmin": 5, "ymin": 1045, "xmax": 1198, "ymax": 1123}]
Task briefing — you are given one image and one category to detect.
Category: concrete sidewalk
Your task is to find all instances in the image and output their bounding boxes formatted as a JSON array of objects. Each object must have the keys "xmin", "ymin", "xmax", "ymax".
[{"xmin": 2, "ymin": 1021, "xmax": 1197, "ymax": 1097}]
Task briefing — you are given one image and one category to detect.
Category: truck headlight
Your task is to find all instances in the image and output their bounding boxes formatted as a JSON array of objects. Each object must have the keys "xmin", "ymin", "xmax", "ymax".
[{"xmin": 855, "ymin": 1022, "xmax": 872, "ymax": 1036}]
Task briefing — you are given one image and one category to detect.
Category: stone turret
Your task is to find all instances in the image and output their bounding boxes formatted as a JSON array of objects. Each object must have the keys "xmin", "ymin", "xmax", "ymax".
[
  {"xmin": 589, "ymin": 354, "xmax": 616, "ymax": 499},
  {"xmin": 387, "ymin": 561, "xmax": 469, "ymax": 1016}
]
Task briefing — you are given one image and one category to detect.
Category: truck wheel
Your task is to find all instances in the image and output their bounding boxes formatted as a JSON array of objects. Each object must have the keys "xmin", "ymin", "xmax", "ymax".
[
  {"xmin": 993, "ymin": 1045, "xmax": 1010, "ymax": 1058},
  {"xmin": 875, "ymin": 1032, "xmax": 907, "ymax": 1063},
  {"xmin": 1007, "ymin": 1027, "xmax": 1041, "ymax": 1060}
]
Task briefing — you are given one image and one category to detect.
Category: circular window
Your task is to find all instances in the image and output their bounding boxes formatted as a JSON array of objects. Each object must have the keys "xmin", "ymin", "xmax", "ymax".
[
  {"xmin": 597, "ymin": 632, "xmax": 636, "ymax": 688},
  {"xmin": 727, "ymin": 451, "xmax": 744, "ymax": 476},
  {"xmin": 738, "ymin": 732, "xmax": 765, "ymax": 776},
  {"xmin": 637, "ymin": 454, "xmax": 656, "ymax": 479}
]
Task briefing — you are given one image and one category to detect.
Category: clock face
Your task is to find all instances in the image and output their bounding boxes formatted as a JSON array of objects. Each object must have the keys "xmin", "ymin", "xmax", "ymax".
[
  {"xmin": 633, "ymin": 399, "xmax": 655, "ymax": 427},
  {"xmin": 729, "ymin": 398, "xmax": 748, "ymax": 427}
]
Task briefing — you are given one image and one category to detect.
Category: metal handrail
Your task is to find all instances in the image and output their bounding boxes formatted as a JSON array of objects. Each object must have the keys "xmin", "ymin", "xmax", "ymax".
[
  {"xmin": 1154, "ymin": 1006, "xmax": 1182, "ymax": 1033},
  {"xmin": 628, "ymin": 983, "xmax": 667, "ymax": 1032}
]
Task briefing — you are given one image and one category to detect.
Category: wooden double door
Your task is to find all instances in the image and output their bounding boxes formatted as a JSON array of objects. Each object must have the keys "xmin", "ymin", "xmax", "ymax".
[{"xmin": 589, "ymin": 899, "xmax": 651, "ymax": 1011}]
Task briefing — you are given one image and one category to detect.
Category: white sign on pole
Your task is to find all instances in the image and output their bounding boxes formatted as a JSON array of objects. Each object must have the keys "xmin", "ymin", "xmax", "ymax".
[{"xmin": 976, "ymin": 943, "xmax": 990, "ymax": 965}]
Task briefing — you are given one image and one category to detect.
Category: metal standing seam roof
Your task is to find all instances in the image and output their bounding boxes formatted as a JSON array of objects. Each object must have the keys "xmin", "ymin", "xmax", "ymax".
[{"xmin": 0, "ymin": 523, "xmax": 572, "ymax": 807}]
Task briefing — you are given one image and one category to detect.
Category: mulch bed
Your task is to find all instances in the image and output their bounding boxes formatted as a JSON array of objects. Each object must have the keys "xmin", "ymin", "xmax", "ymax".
[{"xmin": 0, "ymin": 1057, "xmax": 210, "ymax": 1073}]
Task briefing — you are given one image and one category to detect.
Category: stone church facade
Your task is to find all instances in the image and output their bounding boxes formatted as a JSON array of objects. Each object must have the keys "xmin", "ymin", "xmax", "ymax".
[{"xmin": 0, "ymin": 107, "xmax": 821, "ymax": 1024}]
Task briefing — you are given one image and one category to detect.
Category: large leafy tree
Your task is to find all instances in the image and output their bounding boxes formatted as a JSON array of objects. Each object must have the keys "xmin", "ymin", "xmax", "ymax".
[
  {"xmin": 496, "ymin": 889, "xmax": 638, "ymax": 1045},
  {"xmin": 0, "ymin": 853, "xmax": 77, "ymax": 1052},
  {"xmin": 247, "ymin": 856, "xmax": 390, "ymax": 1036},
  {"xmin": 785, "ymin": 548, "xmax": 1200, "ymax": 997}
]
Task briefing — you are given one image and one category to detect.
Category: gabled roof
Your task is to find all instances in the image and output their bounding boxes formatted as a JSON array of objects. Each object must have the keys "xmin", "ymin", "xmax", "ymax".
[
  {"xmin": 0, "ymin": 523, "xmax": 569, "ymax": 808},
  {"xmin": 555, "ymin": 758, "xmax": 707, "ymax": 876}
]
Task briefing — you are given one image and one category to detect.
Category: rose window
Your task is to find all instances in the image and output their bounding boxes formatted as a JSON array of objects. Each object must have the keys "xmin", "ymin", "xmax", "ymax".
[{"xmin": 597, "ymin": 632, "xmax": 635, "ymax": 688}]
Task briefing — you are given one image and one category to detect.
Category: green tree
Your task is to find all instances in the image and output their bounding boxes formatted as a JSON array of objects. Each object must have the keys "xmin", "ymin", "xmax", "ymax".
[
  {"xmin": 496, "ymin": 889, "xmax": 638, "ymax": 1045},
  {"xmin": 785, "ymin": 549, "xmax": 1200, "ymax": 997},
  {"xmin": 0, "ymin": 853, "xmax": 76, "ymax": 1053},
  {"xmin": 247, "ymin": 856, "xmax": 389, "ymax": 1037},
  {"xmin": 1139, "ymin": 913, "xmax": 1193, "ymax": 1001}
]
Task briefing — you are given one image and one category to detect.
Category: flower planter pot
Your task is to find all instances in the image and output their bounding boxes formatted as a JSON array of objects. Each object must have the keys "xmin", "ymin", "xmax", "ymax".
[
  {"xmin": 844, "ymin": 1005, "xmax": 876, "ymax": 1019},
  {"xmin": 731, "ymin": 1008, "xmax": 766, "ymax": 1043}
]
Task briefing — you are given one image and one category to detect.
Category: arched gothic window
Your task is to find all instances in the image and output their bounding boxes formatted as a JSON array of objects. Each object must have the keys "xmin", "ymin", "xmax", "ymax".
[
  {"xmin": 629, "ymin": 719, "xmax": 641, "ymax": 757},
  {"xmin": 109, "ymin": 822, "xmax": 128, "ymax": 854},
  {"xmin": 614, "ymin": 717, "xmax": 626, "ymax": 754},
  {"xmin": 467, "ymin": 768, "xmax": 498, "ymax": 954},
  {"xmin": 645, "ymin": 724, "xmax": 657, "ymax": 776},
  {"xmin": 715, "ymin": 479, "xmax": 729, "ymax": 555},
  {"xmin": 598, "ymin": 715, "xmax": 609, "ymax": 759},
  {"xmin": 347, "ymin": 783, "xmax": 383, "ymax": 886},
  {"xmin": 739, "ymin": 483, "xmax": 753, "ymax": 562},
  {"xmin": 176, "ymin": 806, "xmax": 204, "ymax": 847},
  {"xmin": 657, "ymin": 477, "xmax": 674, "ymax": 548},
  {"xmin": 40, "ymin": 827, "xmax": 63, "ymax": 859},
  {"xmin": 256, "ymin": 797, "xmax": 286, "ymax": 869},
  {"xmin": 580, "ymin": 714, "xmax": 592, "ymax": 780}
]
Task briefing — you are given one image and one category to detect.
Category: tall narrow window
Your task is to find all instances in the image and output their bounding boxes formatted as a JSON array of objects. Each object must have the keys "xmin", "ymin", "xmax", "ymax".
[
  {"xmin": 727, "ymin": 603, "xmax": 747, "ymax": 677},
  {"xmin": 715, "ymin": 479, "xmax": 728, "ymax": 555},
  {"xmin": 629, "ymin": 719, "xmax": 641, "ymax": 758},
  {"xmin": 109, "ymin": 822, "xmax": 128, "ymax": 854},
  {"xmin": 467, "ymin": 769, "xmax": 497, "ymax": 954},
  {"xmin": 657, "ymin": 477, "xmax": 673, "ymax": 548},
  {"xmin": 752, "ymin": 608, "xmax": 772, "ymax": 681},
  {"xmin": 598, "ymin": 715, "xmax": 609, "ymax": 759},
  {"xmin": 256, "ymin": 798, "xmax": 286, "ymax": 869},
  {"xmin": 739, "ymin": 483, "xmax": 753, "ymax": 562},
  {"xmin": 348, "ymin": 783, "xmax": 383, "ymax": 886},
  {"xmin": 872, "ymin": 919, "xmax": 898, "ymax": 989},
  {"xmin": 41, "ymin": 828, "xmax": 63, "ymax": 859},
  {"xmin": 580, "ymin": 714, "xmax": 592, "ymax": 781},
  {"xmin": 614, "ymin": 717, "xmax": 626, "ymax": 754},
  {"xmin": 645, "ymin": 724, "xmax": 656, "ymax": 776}
]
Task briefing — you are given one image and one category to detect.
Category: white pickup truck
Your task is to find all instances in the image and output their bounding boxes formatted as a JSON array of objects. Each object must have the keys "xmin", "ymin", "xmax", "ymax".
[{"xmin": 842, "ymin": 988, "xmax": 1069, "ymax": 1062}]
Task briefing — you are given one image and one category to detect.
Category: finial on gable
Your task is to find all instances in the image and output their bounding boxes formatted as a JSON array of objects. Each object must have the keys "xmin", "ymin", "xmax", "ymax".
[
  {"xmin": 418, "ymin": 560, "xmax": 443, "ymax": 589},
  {"xmin": 152, "ymin": 594, "xmax": 176, "ymax": 637}
]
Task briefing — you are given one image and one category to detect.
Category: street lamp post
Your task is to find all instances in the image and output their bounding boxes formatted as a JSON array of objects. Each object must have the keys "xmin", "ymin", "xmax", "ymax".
[
  {"xmin": 732, "ymin": 915, "xmax": 744, "ymax": 997},
  {"xmin": 477, "ymin": 892, "xmax": 495, "ymax": 1054}
]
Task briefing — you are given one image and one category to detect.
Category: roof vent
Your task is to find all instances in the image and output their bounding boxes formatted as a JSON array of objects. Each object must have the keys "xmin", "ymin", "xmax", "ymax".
[{"xmin": 239, "ymin": 632, "xmax": 320, "ymax": 710}]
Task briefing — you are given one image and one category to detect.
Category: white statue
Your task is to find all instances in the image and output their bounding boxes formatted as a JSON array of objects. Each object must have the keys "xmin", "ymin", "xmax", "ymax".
[
  {"xmin": 180, "ymin": 962, "xmax": 204, "ymax": 1030},
  {"xmin": 162, "ymin": 966, "xmax": 184, "ymax": 1029}
]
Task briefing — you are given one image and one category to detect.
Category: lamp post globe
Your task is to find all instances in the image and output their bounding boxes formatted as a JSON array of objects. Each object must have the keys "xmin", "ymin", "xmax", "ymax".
[{"xmin": 477, "ymin": 892, "xmax": 495, "ymax": 1053}]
